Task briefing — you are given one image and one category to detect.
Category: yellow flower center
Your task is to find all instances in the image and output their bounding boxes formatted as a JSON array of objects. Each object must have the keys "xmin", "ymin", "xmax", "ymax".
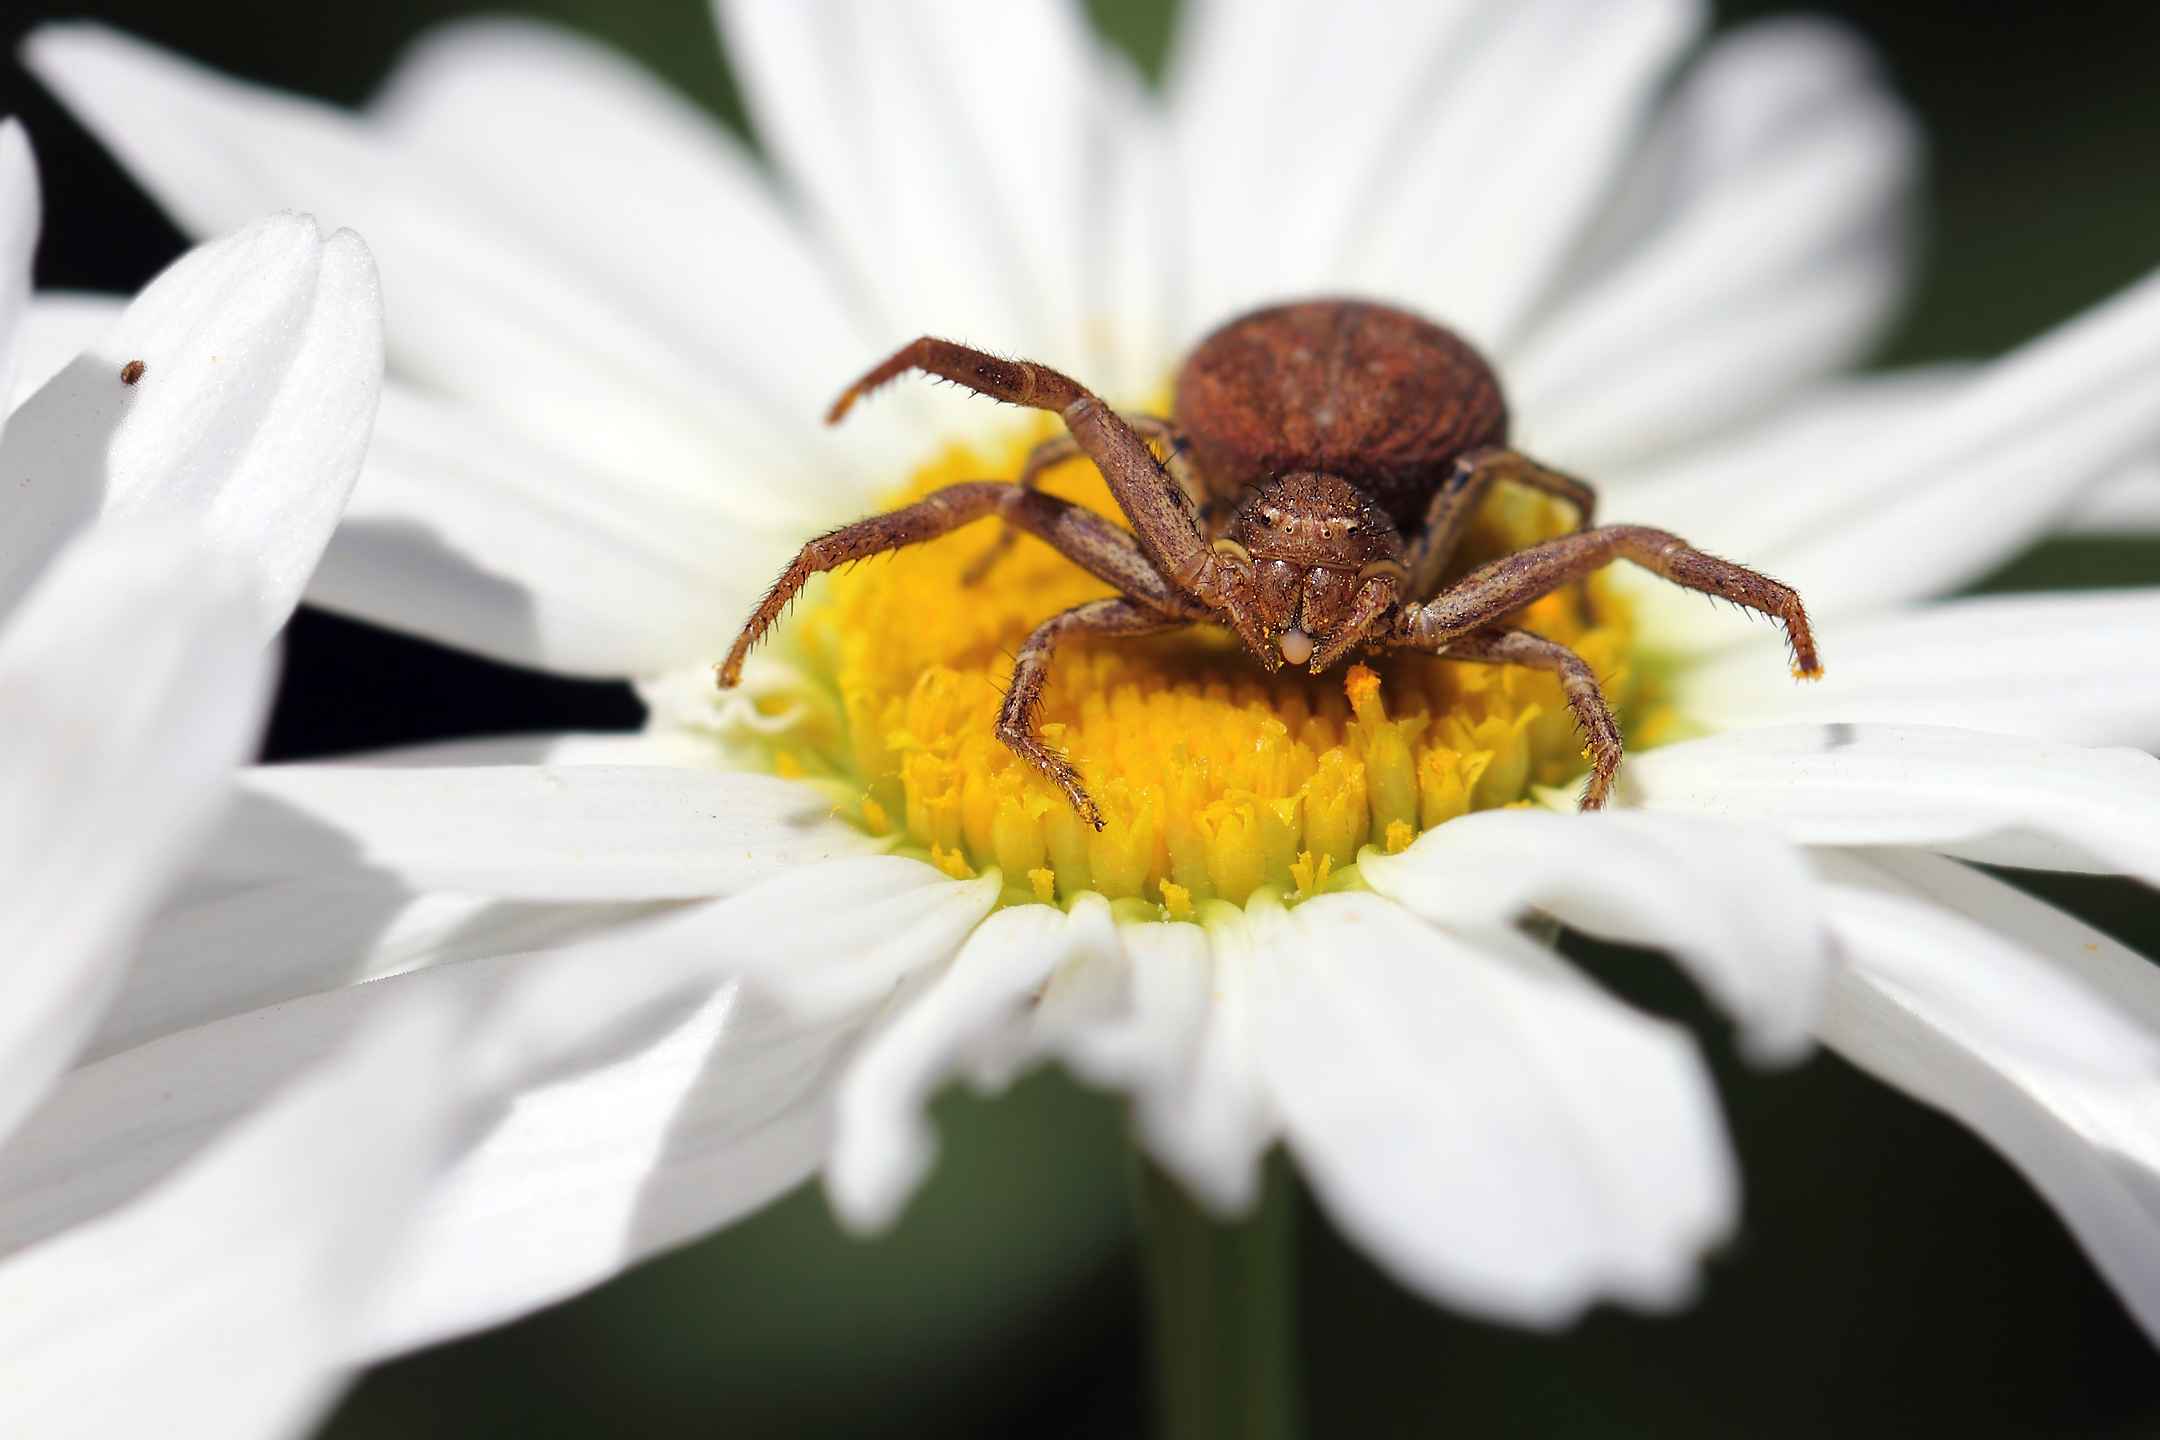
[{"xmin": 751, "ymin": 423, "xmax": 1673, "ymax": 916}]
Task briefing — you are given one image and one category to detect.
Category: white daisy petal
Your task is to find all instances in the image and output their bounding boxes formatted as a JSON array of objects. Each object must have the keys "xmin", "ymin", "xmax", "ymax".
[
  {"xmin": 308, "ymin": 385, "xmax": 795, "ymax": 679},
  {"xmin": 89, "ymin": 880, "xmax": 663, "ymax": 1064},
  {"xmin": 201, "ymin": 766, "xmax": 882, "ymax": 899},
  {"xmin": 335, "ymin": 728, "xmax": 724, "ymax": 769},
  {"xmin": 0, "ymin": 997, "xmax": 463, "ymax": 1440},
  {"xmin": 1814, "ymin": 850, "xmax": 2160, "ymax": 1341},
  {"xmin": 1354, "ymin": 0, "xmax": 1707, "ymax": 351},
  {"xmin": 826, "ymin": 903, "xmax": 1068, "ymax": 1229},
  {"xmin": 1162, "ymin": 0, "xmax": 1495, "ymax": 330},
  {"xmin": 1361, "ymin": 808, "xmax": 1828, "ymax": 1061},
  {"xmin": 1677, "ymin": 589, "xmax": 2160, "ymax": 750},
  {"xmin": 1089, "ymin": 47, "xmax": 1178, "ymax": 400},
  {"xmin": 370, "ymin": 16, "xmax": 921, "ymax": 472},
  {"xmin": 1635, "ymin": 266, "xmax": 2160, "ymax": 631},
  {"xmin": 10, "ymin": 293, "xmax": 127, "ymax": 411},
  {"xmin": 0, "ymin": 528, "xmax": 268, "ymax": 1147},
  {"xmin": 1260, "ymin": 891, "xmax": 1733, "ymax": 1325},
  {"xmin": 1512, "ymin": 19, "xmax": 1917, "ymax": 468},
  {"xmin": 715, "ymin": 0, "xmax": 1098, "ymax": 375},
  {"xmin": 0, "ymin": 213, "xmax": 382, "ymax": 634},
  {"xmin": 0, "ymin": 121, "xmax": 37, "ymax": 417},
  {"xmin": 1136, "ymin": 903, "xmax": 1277, "ymax": 1215},
  {"xmin": 719, "ymin": 855, "xmax": 999, "ymax": 1018},
  {"xmin": 1817, "ymin": 851, "xmax": 2159, "ymax": 1076},
  {"xmin": 1621, "ymin": 723, "xmax": 2160, "ymax": 880},
  {"xmin": 2062, "ymin": 458, "xmax": 2160, "ymax": 534},
  {"xmin": 25, "ymin": 24, "xmax": 839, "ymax": 522},
  {"xmin": 359, "ymin": 978, "xmax": 852, "ymax": 1360}
]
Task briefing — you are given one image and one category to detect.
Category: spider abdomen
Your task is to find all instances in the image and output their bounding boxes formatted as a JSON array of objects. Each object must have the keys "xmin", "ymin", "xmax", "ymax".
[{"xmin": 1172, "ymin": 299, "xmax": 1509, "ymax": 530}]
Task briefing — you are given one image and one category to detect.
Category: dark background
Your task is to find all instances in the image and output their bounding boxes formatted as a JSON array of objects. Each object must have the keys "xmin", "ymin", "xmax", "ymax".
[{"xmin": 5, "ymin": 1, "xmax": 2160, "ymax": 1434}]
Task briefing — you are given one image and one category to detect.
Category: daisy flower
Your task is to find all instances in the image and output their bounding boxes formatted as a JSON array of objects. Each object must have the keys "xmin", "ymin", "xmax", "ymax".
[{"xmin": 19, "ymin": 0, "xmax": 2160, "ymax": 1392}]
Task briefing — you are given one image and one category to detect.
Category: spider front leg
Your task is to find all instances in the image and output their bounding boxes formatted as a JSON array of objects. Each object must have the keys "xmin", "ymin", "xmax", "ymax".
[
  {"xmin": 960, "ymin": 415, "xmax": 1203, "ymax": 584},
  {"xmin": 1399, "ymin": 627, "xmax": 1624, "ymax": 809},
  {"xmin": 1402, "ymin": 447, "xmax": 1597, "ymax": 600},
  {"xmin": 825, "ymin": 336, "xmax": 1278, "ymax": 665},
  {"xmin": 716, "ymin": 481, "xmax": 1202, "ymax": 686},
  {"xmin": 1000, "ymin": 599, "xmax": 1184, "ymax": 830},
  {"xmin": 1399, "ymin": 524, "xmax": 1822, "ymax": 677}
]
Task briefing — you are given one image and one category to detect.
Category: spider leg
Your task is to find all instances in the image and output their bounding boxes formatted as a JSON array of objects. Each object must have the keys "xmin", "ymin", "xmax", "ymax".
[
  {"xmin": 999, "ymin": 598, "xmax": 1184, "ymax": 829},
  {"xmin": 717, "ymin": 482, "xmax": 1203, "ymax": 686},
  {"xmin": 825, "ymin": 338, "xmax": 1270, "ymax": 659},
  {"xmin": 1400, "ymin": 627, "xmax": 1623, "ymax": 810},
  {"xmin": 1403, "ymin": 446, "xmax": 1597, "ymax": 600},
  {"xmin": 1397, "ymin": 524, "xmax": 1821, "ymax": 677},
  {"xmin": 961, "ymin": 415, "xmax": 1202, "ymax": 584}
]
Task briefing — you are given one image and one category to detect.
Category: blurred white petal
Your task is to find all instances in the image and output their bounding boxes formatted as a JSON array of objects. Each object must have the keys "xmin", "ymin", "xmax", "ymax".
[
  {"xmin": 1351, "ymin": 0, "xmax": 1706, "ymax": 351},
  {"xmin": 309, "ymin": 385, "xmax": 797, "ymax": 679},
  {"xmin": 371, "ymin": 16, "xmax": 923, "ymax": 474},
  {"xmin": 826, "ymin": 903, "xmax": 1068, "ymax": 1228},
  {"xmin": 0, "ymin": 997, "xmax": 463, "ymax": 1440},
  {"xmin": 0, "ymin": 528, "xmax": 267, "ymax": 1147},
  {"xmin": 0, "ymin": 121, "xmax": 38, "ymax": 418},
  {"xmin": 0, "ymin": 213, "xmax": 382, "ymax": 634},
  {"xmin": 1259, "ymin": 892, "xmax": 1733, "ymax": 1325},
  {"xmin": 25, "ymin": 24, "xmax": 848, "ymax": 524},
  {"xmin": 1362, "ymin": 807, "xmax": 1829, "ymax": 1061},
  {"xmin": 1816, "ymin": 850, "xmax": 2160, "ymax": 1342},
  {"xmin": 1619, "ymin": 723, "xmax": 2160, "ymax": 880},
  {"xmin": 1678, "ymin": 589, "xmax": 2160, "ymax": 750},
  {"xmin": 1163, "ymin": 0, "xmax": 1495, "ymax": 331},
  {"xmin": 203, "ymin": 766, "xmax": 882, "ymax": 899},
  {"xmin": 2062, "ymin": 458, "xmax": 2160, "ymax": 534},
  {"xmin": 1513, "ymin": 18, "xmax": 1917, "ymax": 468}
]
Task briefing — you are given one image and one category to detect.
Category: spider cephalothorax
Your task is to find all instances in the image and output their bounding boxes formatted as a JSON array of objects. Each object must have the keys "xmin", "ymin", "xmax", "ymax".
[{"xmin": 719, "ymin": 300, "xmax": 1819, "ymax": 828}]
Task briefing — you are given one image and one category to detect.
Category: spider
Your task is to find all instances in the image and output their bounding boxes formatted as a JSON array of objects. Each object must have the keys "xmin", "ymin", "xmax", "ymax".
[{"xmin": 718, "ymin": 299, "xmax": 1819, "ymax": 829}]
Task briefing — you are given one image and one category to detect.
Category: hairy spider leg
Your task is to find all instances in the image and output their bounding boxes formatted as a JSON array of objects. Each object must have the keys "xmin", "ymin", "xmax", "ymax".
[
  {"xmin": 1407, "ymin": 627, "xmax": 1625, "ymax": 810},
  {"xmin": 999, "ymin": 598, "xmax": 1184, "ymax": 829},
  {"xmin": 826, "ymin": 337, "xmax": 1278, "ymax": 666},
  {"xmin": 1397, "ymin": 524, "xmax": 1822, "ymax": 677},
  {"xmin": 1401, "ymin": 446, "xmax": 1598, "ymax": 601},
  {"xmin": 716, "ymin": 481, "xmax": 1203, "ymax": 687},
  {"xmin": 960, "ymin": 415, "xmax": 1203, "ymax": 584}
]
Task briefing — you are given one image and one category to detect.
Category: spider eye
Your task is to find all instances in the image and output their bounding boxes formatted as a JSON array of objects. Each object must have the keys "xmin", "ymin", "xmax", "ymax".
[{"xmin": 1261, "ymin": 508, "xmax": 1283, "ymax": 526}]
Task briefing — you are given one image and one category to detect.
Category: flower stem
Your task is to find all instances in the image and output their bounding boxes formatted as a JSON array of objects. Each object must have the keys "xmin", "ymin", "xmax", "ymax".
[{"xmin": 1132, "ymin": 1151, "xmax": 1302, "ymax": 1440}]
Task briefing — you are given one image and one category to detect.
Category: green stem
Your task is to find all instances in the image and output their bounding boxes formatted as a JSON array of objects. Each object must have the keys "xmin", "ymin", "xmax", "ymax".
[{"xmin": 1133, "ymin": 1151, "xmax": 1302, "ymax": 1440}]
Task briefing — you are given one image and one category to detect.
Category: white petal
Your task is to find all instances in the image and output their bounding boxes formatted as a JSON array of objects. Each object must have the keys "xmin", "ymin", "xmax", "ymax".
[
  {"xmin": 0, "ymin": 527, "xmax": 268, "ymax": 1147},
  {"xmin": 2062, "ymin": 458, "xmax": 2160, "ymax": 534},
  {"xmin": 1260, "ymin": 891, "xmax": 1733, "ymax": 1325},
  {"xmin": 0, "ymin": 213, "xmax": 382, "ymax": 635},
  {"xmin": 1511, "ymin": 19, "xmax": 1917, "ymax": 468},
  {"xmin": 358, "ymin": 977, "xmax": 852, "ymax": 1359},
  {"xmin": 308, "ymin": 385, "xmax": 798, "ymax": 679},
  {"xmin": 714, "ymin": 0, "xmax": 1102, "ymax": 377},
  {"xmin": 9, "ymin": 293, "xmax": 127, "ymax": 411},
  {"xmin": 719, "ymin": 855, "xmax": 1000, "ymax": 1017},
  {"xmin": 335, "ymin": 728, "xmax": 724, "ymax": 769},
  {"xmin": 89, "ymin": 880, "xmax": 664, "ymax": 1064},
  {"xmin": 1360, "ymin": 807, "xmax": 1829, "ymax": 1061},
  {"xmin": 0, "ymin": 996, "xmax": 464, "ymax": 1440},
  {"xmin": 825, "ymin": 903, "xmax": 1067, "ymax": 1229},
  {"xmin": 1677, "ymin": 589, "xmax": 2160, "ymax": 750},
  {"xmin": 1348, "ymin": 0, "xmax": 1707, "ymax": 352},
  {"xmin": 1119, "ymin": 899, "xmax": 1290, "ymax": 1215},
  {"xmin": 1620, "ymin": 723, "xmax": 2160, "ymax": 879},
  {"xmin": 202, "ymin": 765, "xmax": 883, "ymax": 899},
  {"xmin": 370, "ymin": 16, "xmax": 922, "ymax": 470},
  {"xmin": 1641, "ymin": 265, "xmax": 2160, "ymax": 631},
  {"xmin": 0, "ymin": 121, "xmax": 38, "ymax": 420},
  {"xmin": 1814, "ymin": 850, "xmax": 2160, "ymax": 1342},
  {"xmin": 25, "ymin": 24, "xmax": 854, "ymax": 522},
  {"xmin": 1816, "ymin": 851, "xmax": 2159, "ymax": 1077},
  {"xmin": 1162, "ymin": 0, "xmax": 1496, "ymax": 334}
]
